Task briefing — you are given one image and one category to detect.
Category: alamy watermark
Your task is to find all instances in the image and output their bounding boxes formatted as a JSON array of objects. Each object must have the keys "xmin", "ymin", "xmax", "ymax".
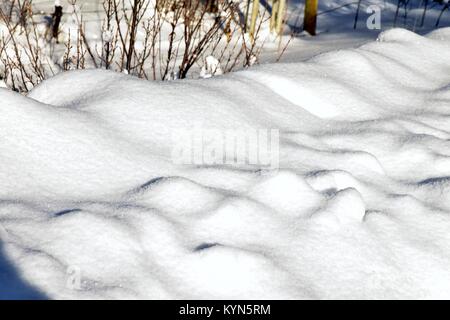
[
  {"xmin": 171, "ymin": 128, "xmax": 280, "ymax": 170},
  {"xmin": 366, "ymin": 5, "xmax": 382, "ymax": 30}
]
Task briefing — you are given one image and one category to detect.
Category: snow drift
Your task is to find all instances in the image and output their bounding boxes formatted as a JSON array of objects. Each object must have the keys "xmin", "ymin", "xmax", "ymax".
[{"xmin": 1, "ymin": 28, "xmax": 450, "ymax": 299}]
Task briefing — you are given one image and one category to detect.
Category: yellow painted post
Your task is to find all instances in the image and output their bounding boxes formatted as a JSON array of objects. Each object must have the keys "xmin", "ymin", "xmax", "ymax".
[
  {"xmin": 304, "ymin": 0, "xmax": 318, "ymax": 35},
  {"xmin": 249, "ymin": 0, "xmax": 260, "ymax": 41},
  {"xmin": 270, "ymin": 0, "xmax": 279, "ymax": 32},
  {"xmin": 276, "ymin": 0, "xmax": 286, "ymax": 35}
]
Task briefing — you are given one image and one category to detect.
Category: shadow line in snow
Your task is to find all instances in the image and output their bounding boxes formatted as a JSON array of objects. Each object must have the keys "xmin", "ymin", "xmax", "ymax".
[{"xmin": 418, "ymin": 176, "xmax": 450, "ymax": 186}]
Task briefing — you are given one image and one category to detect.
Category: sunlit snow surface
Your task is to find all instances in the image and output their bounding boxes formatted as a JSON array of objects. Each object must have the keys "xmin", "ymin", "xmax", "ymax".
[{"xmin": 1, "ymin": 28, "xmax": 450, "ymax": 299}]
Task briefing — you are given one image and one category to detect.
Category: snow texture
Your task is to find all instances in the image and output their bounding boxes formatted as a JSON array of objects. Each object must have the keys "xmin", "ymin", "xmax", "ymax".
[{"xmin": 1, "ymin": 28, "xmax": 450, "ymax": 299}]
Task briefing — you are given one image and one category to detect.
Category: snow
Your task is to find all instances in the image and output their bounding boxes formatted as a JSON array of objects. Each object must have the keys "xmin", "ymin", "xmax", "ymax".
[
  {"xmin": 200, "ymin": 56, "xmax": 224, "ymax": 79},
  {"xmin": 1, "ymin": 27, "xmax": 450, "ymax": 299}
]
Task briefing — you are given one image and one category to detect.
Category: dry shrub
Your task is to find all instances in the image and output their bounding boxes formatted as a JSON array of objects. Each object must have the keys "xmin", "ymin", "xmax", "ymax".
[{"xmin": 0, "ymin": 0, "xmax": 269, "ymax": 92}]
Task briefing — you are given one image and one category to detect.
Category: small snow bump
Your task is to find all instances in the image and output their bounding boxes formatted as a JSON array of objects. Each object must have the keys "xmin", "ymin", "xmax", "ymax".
[
  {"xmin": 248, "ymin": 171, "xmax": 323, "ymax": 216},
  {"xmin": 327, "ymin": 188, "xmax": 366, "ymax": 224}
]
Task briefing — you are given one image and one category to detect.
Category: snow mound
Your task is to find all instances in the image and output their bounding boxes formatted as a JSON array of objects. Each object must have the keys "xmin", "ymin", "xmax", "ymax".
[
  {"xmin": 2, "ymin": 28, "xmax": 450, "ymax": 299},
  {"xmin": 247, "ymin": 171, "xmax": 324, "ymax": 216}
]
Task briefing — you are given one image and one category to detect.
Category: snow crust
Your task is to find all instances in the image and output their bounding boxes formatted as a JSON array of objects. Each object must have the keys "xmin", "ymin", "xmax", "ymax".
[{"xmin": 1, "ymin": 28, "xmax": 450, "ymax": 299}]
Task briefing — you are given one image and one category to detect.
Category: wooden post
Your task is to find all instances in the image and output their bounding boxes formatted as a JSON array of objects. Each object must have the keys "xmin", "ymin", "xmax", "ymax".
[
  {"xmin": 270, "ymin": 0, "xmax": 279, "ymax": 32},
  {"xmin": 52, "ymin": 4, "xmax": 63, "ymax": 41},
  {"xmin": 249, "ymin": 0, "xmax": 260, "ymax": 41},
  {"xmin": 276, "ymin": 0, "xmax": 286, "ymax": 35},
  {"xmin": 304, "ymin": 0, "xmax": 318, "ymax": 35}
]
